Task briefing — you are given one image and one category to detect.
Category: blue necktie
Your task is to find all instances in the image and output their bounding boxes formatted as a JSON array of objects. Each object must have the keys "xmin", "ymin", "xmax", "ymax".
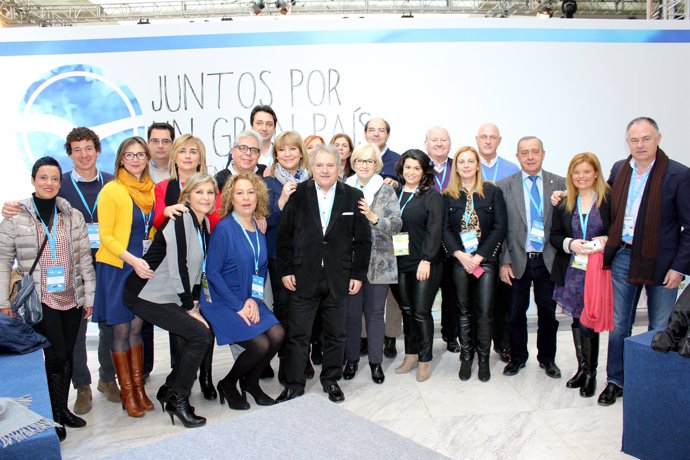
[{"xmin": 528, "ymin": 176, "xmax": 543, "ymax": 250}]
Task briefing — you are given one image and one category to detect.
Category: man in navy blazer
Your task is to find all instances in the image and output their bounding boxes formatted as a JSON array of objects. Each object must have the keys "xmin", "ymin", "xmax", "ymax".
[
  {"xmin": 276, "ymin": 144, "xmax": 372, "ymax": 404},
  {"xmin": 597, "ymin": 117, "xmax": 690, "ymax": 406},
  {"xmin": 365, "ymin": 117, "xmax": 400, "ymax": 183}
]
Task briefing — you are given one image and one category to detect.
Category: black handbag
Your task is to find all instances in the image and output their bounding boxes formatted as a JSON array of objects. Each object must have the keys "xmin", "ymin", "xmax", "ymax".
[{"xmin": 10, "ymin": 236, "xmax": 49, "ymax": 325}]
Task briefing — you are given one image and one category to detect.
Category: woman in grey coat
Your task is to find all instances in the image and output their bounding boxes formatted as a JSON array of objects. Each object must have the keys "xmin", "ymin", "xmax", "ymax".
[{"xmin": 344, "ymin": 143, "xmax": 402, "ymax": 383}]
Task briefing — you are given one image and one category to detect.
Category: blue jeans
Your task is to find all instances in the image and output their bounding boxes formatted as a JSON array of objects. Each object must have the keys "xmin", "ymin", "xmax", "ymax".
[{"xmin": 606, "ymin": 247, "xmax": 679, "ymax": 387}]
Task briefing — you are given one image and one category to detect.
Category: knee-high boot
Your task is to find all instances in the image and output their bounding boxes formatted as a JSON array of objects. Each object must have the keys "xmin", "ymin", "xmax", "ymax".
[
  {"xmin": 129, "ymin": 345, "xmax": 154, "ymax": 411},
  {"xmin": 566, "ymin": 324, "xmax": 586, "ymax": 388},
  {"xmin": 199, "ymin": 340, "xmax": 217, "ymax": 400},
  {"xmin": 61, "ymin": 360, "xmax": 86, "ymax": 428},
  {"xmin": 46, "ymin": 373, "xmax": 67, "ymax": 441},
  {"xmin": 111, "ymin": 351, "xmax": 145, "ymax": 417},
  {"xmin": 579, "ymin": 334, "xmax": 599, "ymax": 398}
]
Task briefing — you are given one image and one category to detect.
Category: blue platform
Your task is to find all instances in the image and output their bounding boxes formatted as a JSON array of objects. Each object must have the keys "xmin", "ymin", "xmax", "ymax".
[{"xmin": 623, "ymin": 330, "xmax": 690, "ymax": 460}]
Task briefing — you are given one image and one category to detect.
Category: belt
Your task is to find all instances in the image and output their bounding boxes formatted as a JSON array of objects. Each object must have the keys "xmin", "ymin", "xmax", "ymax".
[
  {"xmin": 621, "ymin": 242, "xmax": 633, "ymax": 250},
  {"xmin": 526, "ymin": 252, "xmax": 542, "ymax": 259}
]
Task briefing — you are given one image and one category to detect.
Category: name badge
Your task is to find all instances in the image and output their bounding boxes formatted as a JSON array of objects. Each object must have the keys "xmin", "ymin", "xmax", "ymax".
[
  {"xmin": 201, "ymin": 273, "xmax": 212, "ymax": 303},
  {"xmin": 393, "ymin": 233, "xmax": 410, "ymax": 256},
  {"xmin": 571, "ymin": 254, "xmax": 588, "ymax": 271},
  {"xmin": 142, "ymin": 239, "xmax": 152, "ymax": 256},
  {"xmin": 87, "ymin": 223, "xmax": 100, "ymax": 249},
  {"xmin": 622, "ymin": 216, "xmax": 634, "ymax": 243},
  {"xmin": 530, "ymin": 220, "xmax": 545, "ymax": 245},
  {"xmin": 461, "ymin": 230, "xmax": 479, "ymax": 254},
  {"xmin": 46, "ymin": 266, "xmax": 65, "ymax": 292},
  {"xmin": 252, "ymin": 275, "xmax": 265, "ymax": 300}
]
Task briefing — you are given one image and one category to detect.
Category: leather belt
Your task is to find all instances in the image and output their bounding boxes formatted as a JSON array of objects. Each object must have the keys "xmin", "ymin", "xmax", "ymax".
[{"xmin": 526, "ymin": 252, "xmax": 542, "ymax": 259}]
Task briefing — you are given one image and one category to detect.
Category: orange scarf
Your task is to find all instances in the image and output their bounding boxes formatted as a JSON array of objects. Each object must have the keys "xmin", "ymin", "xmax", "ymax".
[{"xmin": 116, "ymin": 168, "xmax": 154, "ymax": 214}]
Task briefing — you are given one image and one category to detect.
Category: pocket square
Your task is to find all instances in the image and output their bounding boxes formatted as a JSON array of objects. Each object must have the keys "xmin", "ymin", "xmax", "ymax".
[{"xmin": 342, "ymin": 212, "xmax": 354, "ymax": 216}]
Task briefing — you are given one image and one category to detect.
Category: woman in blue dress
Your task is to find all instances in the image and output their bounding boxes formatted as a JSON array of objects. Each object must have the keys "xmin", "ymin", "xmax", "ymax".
[{"xmin": 201, "ymin": 173, "xmax": 284, "ymax": 410}]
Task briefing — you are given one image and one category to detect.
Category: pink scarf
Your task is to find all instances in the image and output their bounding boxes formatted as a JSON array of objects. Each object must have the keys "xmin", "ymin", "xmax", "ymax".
[{"xmin": 581, "ymin": 252, "xmax": 614, "ymax": 332}]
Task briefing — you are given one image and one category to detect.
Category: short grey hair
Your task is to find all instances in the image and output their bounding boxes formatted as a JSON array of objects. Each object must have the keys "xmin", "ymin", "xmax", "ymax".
[
  {"xmin": 233, "ymin": 129, "xmax": 263, "ymax": 150},
  {"xmin": 626, "ymin": 116, "xmax": 659, "ymax": 134},
  {"xmin": 425, "ymin": 126, "xmax": 450, "ymax": 143},
  {"xmin": 516, "ymin": 135, "xmax": 544, "ymax": 152},
  {"xmin": 310, "ymin": 143, "xmax": 340, "ymax": 167}
]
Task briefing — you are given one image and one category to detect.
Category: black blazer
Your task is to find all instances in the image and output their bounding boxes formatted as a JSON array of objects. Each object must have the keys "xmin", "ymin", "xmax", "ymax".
[
  {"xmin": 443, "ymin": 182, "xmax": 507, "ymax": 263},
  {"xmin": 550, "ymin": 193, "xmax": 611, "ymax": 286},
  {"xmin": 276, "ymin": 180, "xmax": 372, "ymax": 298}
]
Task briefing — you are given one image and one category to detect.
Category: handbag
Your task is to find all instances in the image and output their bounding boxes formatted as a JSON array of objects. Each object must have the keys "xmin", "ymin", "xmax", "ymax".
[{"xmin": 10, "ymin": 237, "xmax": 49, "ymax": 325}]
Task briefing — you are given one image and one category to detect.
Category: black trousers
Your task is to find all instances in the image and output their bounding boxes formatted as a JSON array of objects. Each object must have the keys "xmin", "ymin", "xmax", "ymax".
[
  {"xmin": 141, "ymin": 320, "xmax": 154, "ymax": 375},
  {"xmin": 284, "ymin": 268, "xmax": 347, "ymax": 390},
  {"xmin": 451, "ymin": 261, "xmax": 498, "ymax": 362},
  {"xmin": 390, "ymin": 262, "xmax": 442, "ymax": 363},
  {"xmin": 128, "ymin": 299, "xmax": 213, "ymax": 397},
  {"xmin": 269, "ymin": 258, "xmax": 291, "ymax": 356},
  {"xmin": 439, "ymin": 256, "xmax": 458, "ymax": 340},
  {"xmin": 33, "ymin": 304, "xmax": 82, "ymax": 376},
  {"xmin": 507, "ymin": 255, "xmax": 558, "ymax": 364},
  {"xmin": 492, "ymin": 279, "xmax": 512, "ymax": 352}
]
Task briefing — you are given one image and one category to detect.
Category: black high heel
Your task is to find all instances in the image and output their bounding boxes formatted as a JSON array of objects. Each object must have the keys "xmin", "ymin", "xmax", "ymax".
[
  {"xmin": 165, "ymin": 391, "xmax": 206, "ymax": 428},
  {"xmin": 217, "ymin": 379, "xmax": 249, "ymax": 410},
  {"xmin": 156, "ymin": 384, "xmax": 172, "ymax": 412},
  {"xmin": 240, "ymin": 379, "xmax": 274, "ymax": 406}
]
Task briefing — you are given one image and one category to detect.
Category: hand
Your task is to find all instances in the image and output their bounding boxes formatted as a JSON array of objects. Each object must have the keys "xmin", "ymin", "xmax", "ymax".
[
  {"xmin": 237, "ymin": 298, "xmax": 260, "ymax": 326},
  {"xmin": 255, "ymin": 216, "xmax": 267, "ymax": 234},
  {"xmin": 570, "ymin": 239, "xmax": 590, "ymax": 255},
  {"xmin": 188, "ymin": 308, "xmax": 210, "ymax": 329},
  {"xmin": 663, "ymin": 269, "xmax": 683, "ymax": 289},
  {"xmin": 278, "ymin": 182, "xmax": 298, "ymax": 210},
  {"xmin": 499, "ymin": 264, "xmax": 514, "ymax": 285},
  {"xmin": 358, "ymin": 197, "xmax": 377, "ymax": 224},
  {"xmin": 349, "ymin": 279, "xmax": 362, "ymax": 295},
  {"xmin": 591, "ymin": 236, "xmax": 608, "ymax": 254},
  {"xmin": 83, "ymin": 306, "xmax": 93, "ymax": 320},
  {"xmin": 131, "ymin": 257, "xmax": 154, "ymax": 279},
  {"xmin": 282, "ymin": 275, "xmax": 296, "ymax": 291},
  {"xmin": 2, "ymin": 201, "xmax": 21, "ymax": 219},
  {"xmin": 550, "ymin": 190, "xmax": 565, "ymax": 206},
  {"xmin": 163, "ymin": 203, "xmax": 189, "ymax": 220},
  {"xmin": 1, "ymin": 308, "xmax": 13, "ymax": 318},
  {"xmin": 416, "ymin": 261, "xmax": 430, "ymax": 281},
  {"xmin": 455, "ymin": 251, "xmax": 477, "ymax": 273},
  {"xmin": 383, "ymin": 177, "xmax": 399, "ymax": 189}
]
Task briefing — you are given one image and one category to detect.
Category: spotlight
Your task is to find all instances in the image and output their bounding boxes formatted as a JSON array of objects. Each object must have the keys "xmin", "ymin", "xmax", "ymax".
[
  {"xmin": 274, "ymin": 0, "xmax": 295, "ymax": 14},
  {"xmin": 561, "ymin": 0, "xmax": 576, "ymax": 18},
  {"xmin": 251, "ymin": 0, "xmax": 265, "ymax": 15}
]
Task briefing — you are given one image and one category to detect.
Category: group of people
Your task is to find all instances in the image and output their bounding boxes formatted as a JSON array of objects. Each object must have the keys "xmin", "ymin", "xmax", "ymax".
[{"xmin": 1, "ymin": 108, "xmax": 689, "ymax": 442}]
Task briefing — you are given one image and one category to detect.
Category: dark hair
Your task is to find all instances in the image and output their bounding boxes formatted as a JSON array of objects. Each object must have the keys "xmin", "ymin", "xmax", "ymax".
[
  {"xmin": 147, "ymin": 122, "xmax": 175, "ymax": 141},
  {"xmin": 32, "ymin": 156, "xmax": 62, "ymax": 179},
  {"xmin": 626, "ymin": 116, "xmax": 659, "ymax": 133},
  {"xmin": 364, "ymin": 118, "xmax": 391, "ymax": 134},
  {"xmin": 64, "ymin": 127, "xmax": 101, "ymax": 155},
  {"xmin": 250, "ymin": 105, "xmax": 277, "ymax": 125},
  {"xmin": 396, "ymin": 149, "xmax": 435, "ymax": 195}
]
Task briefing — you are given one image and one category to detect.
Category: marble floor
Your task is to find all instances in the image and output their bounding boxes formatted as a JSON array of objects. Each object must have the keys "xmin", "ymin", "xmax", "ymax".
[{"xmin": 60, "ymin": 316, "xmax": 642, "ymax": 460}]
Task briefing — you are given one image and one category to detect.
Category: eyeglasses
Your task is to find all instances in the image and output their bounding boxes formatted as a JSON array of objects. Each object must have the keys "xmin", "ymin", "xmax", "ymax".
[
  {"xmin": 354, "ymin": 159, "xmax": 376, "ymax": 166},
  {"xmin": 149, "ymin": 138, "xmax": 172, "ymax": 145},
  {"xmin": 234, "ymin": 144, "xmax": 261, "ymax": 156},
  {"xmin": 71, "ymin": 146, "xmax": 95, "ymax": 154},
  {"xmin": 123, "ymin": 152, "xmax": 147, "ymax": 160}
]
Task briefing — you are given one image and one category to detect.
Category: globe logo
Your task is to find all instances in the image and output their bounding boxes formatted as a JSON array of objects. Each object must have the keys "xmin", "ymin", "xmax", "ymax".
[{"xmin": 17, "ymin": 64, "xmax": 145, "ymax": 175}]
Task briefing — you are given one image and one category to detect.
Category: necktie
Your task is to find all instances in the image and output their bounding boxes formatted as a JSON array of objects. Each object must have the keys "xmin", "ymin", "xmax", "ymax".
[{"xmin": 528, "ymin": 176, "xmax": 543, "ymax": 250}]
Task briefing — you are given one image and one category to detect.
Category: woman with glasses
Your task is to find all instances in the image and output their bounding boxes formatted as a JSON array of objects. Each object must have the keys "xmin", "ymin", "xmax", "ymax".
[
  {"xmin": 93, "ymin": 136, "xmax": 156, "ymax": 418},
  {"xmin": 343, "ymin": 143, "xmax": 401, "ymax": 384}
]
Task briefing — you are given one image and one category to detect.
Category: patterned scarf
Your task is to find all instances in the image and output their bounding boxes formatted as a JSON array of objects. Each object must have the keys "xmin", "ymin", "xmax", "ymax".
[
  {"xmin": 116, "ymin": 168, "xmax": 154, "ymax": 214},
  {"xmin": 274, "ymin": 163, "xmax": 310, "ymax": 186}
]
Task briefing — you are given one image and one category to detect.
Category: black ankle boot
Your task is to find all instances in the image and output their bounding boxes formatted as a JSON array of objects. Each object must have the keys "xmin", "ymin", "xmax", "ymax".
[
  {"xmin": 166, "ymin": 391, "xmax": 206, "ymax": 428},
  {"xmin": 199, "ymin": 366, "xmax": 217, "ymax": 400},
  {"xmin": 156, "ymin": 384, "xmax": 173, "ymax": 412},
  {"xmin": 459, "ymin": 359, "xmax": 472, "ymax": 381},
  {"xmin": 217, "ymin": 378, "xmax": 249, "ymax": 410},
  {"xmin": 240, "ymin": 378, "xmax": 274, "ymax": 406},
  {"xmin": 478, "ymin": 359, "xmax": 491, "ymax": 382}
]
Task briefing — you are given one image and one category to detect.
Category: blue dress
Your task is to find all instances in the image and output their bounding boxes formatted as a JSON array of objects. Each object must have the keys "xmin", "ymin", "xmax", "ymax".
[
  {"xmin": 200, "ymin": 215, "xmax": 278, "ymax": 345},
  {"xmin": 92, "ymin": 202, "xmax": 145, "ymax": 325}
]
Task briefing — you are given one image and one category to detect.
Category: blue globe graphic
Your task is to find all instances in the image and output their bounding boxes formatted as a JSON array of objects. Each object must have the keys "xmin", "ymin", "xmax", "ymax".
[{"xmin": 17, "ymin": 64, "xmax": 145, "ymax": 175}]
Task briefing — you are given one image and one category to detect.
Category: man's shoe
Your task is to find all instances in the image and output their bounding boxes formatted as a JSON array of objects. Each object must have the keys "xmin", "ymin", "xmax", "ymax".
[
  {"xmin": 343, "ymin": 360, "xmax": 358, "ymax": 380},
  {"xmin": 539, "ymin": 362, "xmax": 562, "ymax": 379},
  {"xmin": 383, "ymin": 336, "xmax": 397, "ymax": 359},
  {"xmin": 370, "ymin": 363, "xmax": 385, "ymax": 384},
  {"xmin": 360, "ymin": 338, "xmax": 368, "ymax": 356},
  {"xmin": 494, "ymin": 347, "xmax": 511, "ymax": 363},
  {"xmin": 323, "ymin": 383, "xmax": 345, "ymax": 403},
  {"xmin": 444, "ymin": 336, "xmax": 461, "ymax": 353},
  {"xmin": 597, "ymin": 383, "xmax": 623, "ymax": 407},
  {"xmin": 503, "ymin": 360, "xmax": 526, "ymax": 376},
  {"xmin": 96, "ymin": 379, "xmax": 121, "ymax": 403},
  {"xmin": 73, "ymin": 385, "xmax": 92, "ymax": 415},
  {"xmin": 275, "ymin": 387, "xmax": 305, "ymax": 404}
]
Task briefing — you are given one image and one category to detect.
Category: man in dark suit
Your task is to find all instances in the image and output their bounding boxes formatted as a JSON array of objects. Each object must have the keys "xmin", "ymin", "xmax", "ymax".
[
  {"xmin": 275, "ymin": 144, "xmax": 372, "ymax": 403},
  {"xmin": 597, "ymin": 117, "xmax": 690, "ymax": 406},
  {"xmin": 498, "ymin": 136, "xmax": 566, "ymax": 378},
  {"xmin": 365, "ymin": 117, "xmax": 400, "ymax": 183},
  {"xmin": 214, "ymin": 130, "xmax": 267, "ymax": 192}
]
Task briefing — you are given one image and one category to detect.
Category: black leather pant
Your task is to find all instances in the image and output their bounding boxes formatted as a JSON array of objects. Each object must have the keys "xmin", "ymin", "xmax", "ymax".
[
  {"xmin": 451, "ymin": 260, "xmax": 498, "ymax": 362},
  {"xmin": 390, "ymin": 262, "xmax": 442, "ymax": 363}
]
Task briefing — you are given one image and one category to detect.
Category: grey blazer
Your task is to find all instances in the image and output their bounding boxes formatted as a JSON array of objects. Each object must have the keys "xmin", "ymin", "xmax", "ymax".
[
  {"xmin": 366, "ymin": 183, "xmax": 402, "ymax": 284},
  {"xmin": 498, "ymin": 170, "xmax": 566, "ymax": 279}
]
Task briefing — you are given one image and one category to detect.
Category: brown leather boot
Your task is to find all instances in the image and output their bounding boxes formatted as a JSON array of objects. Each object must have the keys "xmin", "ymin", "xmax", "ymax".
[
  {"xmin": 129, "ymin": 345, "xmax": 154, "ymax": 411},
  {"xmin": 111, "ymin": 351, "xmax": 144, "ymax": 417}
]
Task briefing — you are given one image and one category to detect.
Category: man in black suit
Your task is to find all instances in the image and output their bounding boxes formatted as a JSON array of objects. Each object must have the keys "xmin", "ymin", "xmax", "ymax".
[
  {"xmin": 364, "ymin": 117, "xmax": 400, "ymax": 183},
  {"xmin": 275, "ymin": 144, "xmax": 372, "ymax": 403}
]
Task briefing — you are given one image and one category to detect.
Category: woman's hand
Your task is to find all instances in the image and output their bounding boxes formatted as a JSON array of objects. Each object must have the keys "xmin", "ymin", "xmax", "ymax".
[
  {"xmin": 254, "ymin": 217, "xmax": 267, "ymax": 234},
  {"xmin": 570, "ymin": 239, "xmax": 590, "ymax": 255},
  {"xmin": 163, "ymin": 203, "xmax": 189, "ymax": 220},
  {"xmin": 416, "ymin": 261, "xmax": 431, "ymax": 281},
  {"xmin": 131, "ymin": 257, "xmax": 154, "ymax": 279},
  {"xmin": 590, "ymin": 236, "xmax": 608, "ymax": 254},
  {"xmin": 83, "ymin": 306, "xmax": 93, "ymax": 320},
  {"xmin": 1, "ymin": 308, "xmax": 13, "ymax": 318},
  {"xmin": 238, "ymin": 298, "xmax": 260, "ymax": 326},
  {"xmin": 455, "ymin": 251, "xmax": 477, "ymax": 273},
  {"xmin": 358, "ymin": 197, "xmax": 378, "ymax": 224},
  {"xmin": 188, "ymin": 307, "xmax": 210, "ymax": 329},
  {"xmin": 278, "ymin": 182, "xmax": 298, "ymax": 210}
]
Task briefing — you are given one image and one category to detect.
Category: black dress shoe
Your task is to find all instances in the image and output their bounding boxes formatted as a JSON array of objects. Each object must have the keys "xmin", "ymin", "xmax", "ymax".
[
  {"xmin": 304, "ymin": 360, "xmax": 315, "ymax": 379},
  {"xmin": 539, "ymin": 361, "xmax": 562, "ymax": 379},
  {"xmin": 343, "ymin": 360, "xmax": 358, "ymax": 380},
  {"xmin": 597, "ymin": 383, "xmax": 623, "ymax": 407},
  {"xmin": 360, "ymin": 338, "xmax": 368, "ymax": 356},
  {"xmin": 444, "ymin": 337, "xmax": 461, "ymax": 353},
  {"xmin": 275, "ymin": 387, "xmax": 305, "ymax": 404},
  {"xmin": 503, "ymin": 360, "xmax": 526, "ymax": 376},
  {"xmin": 62, "ymin": 408, "xmax": 86, "ymax": 428},
  {"xmin": 370, "ymin": 363, "xmax": 385, "ymax": 384},
  {"xmin": 497, "ymin": 348, "xmax": 511, "ymax": 363},
  {"xmin": 323, "ymin": 383, "xmax": 345, "ymax": 403},
  {"xmin": 383, "ymin": 336, "xmax": 397, "ymax": 359}
]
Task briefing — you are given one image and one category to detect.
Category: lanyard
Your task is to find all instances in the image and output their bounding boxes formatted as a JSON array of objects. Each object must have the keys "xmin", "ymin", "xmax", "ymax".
[
  {"xmin": 576, "ymin": 193, "xmax": 595, "ymax": 241},
  {"xmin": 70, "ymin": 172, "xmax": 103, "ymax": 222},
  {"xmin": 178, "ymin": 180, "xmax": 184, "ymax": 191},
  {"xmin": 141, "ymin": 209, "xmax": 153, "ymax": 237},
  {"xmin": 34, "ymin": 200, "xmax": 58, "ymax": 260},
  {"xmin": 463, "ymin": 191, "xmax": 475, "ymax": 227},
  {"xmin": 196, "ymin": 227, "xmax": 207, "ymax": 272},
  {"xmin": 523, "ymin": 178, "xmax": 543, "ymax": 220},
  {"xmin": 232, "ymin": 212, "xmax": 260, "ymax": 274},
  {"xmin": 398, "ymin": 188, "xmax": 418, "ymax": 215},
  {"xmin": 434, "ymin": 163, "xmax": 448, "ymax": 190},
  {"xmin": 626, "ymin": 163, "xmax": 650, "ymax": 216}
]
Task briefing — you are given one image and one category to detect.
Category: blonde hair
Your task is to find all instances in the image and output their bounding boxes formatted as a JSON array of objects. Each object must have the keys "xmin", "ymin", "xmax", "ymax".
[
  {"xmin": 350, "ymin": 143, "xmax": 383, "ymax": 173},
  {"xmin": 564, "ymin": 152, "xmax": 610, "ymax": 213},
  {"xmin": 270, "ymin": 131, "xmax": 311, "ymax": 177},
  {"xmin": 178, "ymin": 173, "xmax": 217, "ymax": 215},
  {"xmin": 169, "ymin": 134, "xmax": 207, "ymax": 180},
  {"xmin": 444, "ymin": 146, "xmax": 485, "ymax": 199},
  {"xmin": 219, "ymin": 173, "xmax": 269, "ymax": 219}
]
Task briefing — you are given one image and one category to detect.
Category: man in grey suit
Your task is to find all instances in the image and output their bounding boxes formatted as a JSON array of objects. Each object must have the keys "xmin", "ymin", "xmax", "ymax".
[{"xmin": 498, "ymin": 136, "xmax": 566, "ymax": 378}]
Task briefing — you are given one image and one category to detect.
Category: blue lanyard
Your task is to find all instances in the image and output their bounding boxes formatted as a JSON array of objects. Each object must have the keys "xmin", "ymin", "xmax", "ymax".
[
  {"xmin": 232, "ymin": 212, "xmax": 260, "ymax": 274},
  {"xmin": 70, "ymin": 172, "xmax": 103, "ymax": 222},
  {"xmin": 576, "ymin": 193, "xmax": 595, "ymax": 241},
  {"xmin": 434, "ymin": 163, "xmax": 448, "ymax": 190},
  {"xmin": 178, "ymin": 180, "xmax": 184, "ymax": 191},
  {"xmin": 398, "ymin": 188, "xmax": 417, "ymax": 215},
  {"xmin": 140, "ymin": 209, "xmax": 153, "ymax": 237},
  {"xmin": 34, "ymin": 200, "xmax": 58, "ymax": 260},
  {"xmin": 626, "ymin": 163, "xmax": 650, "ymax": 216},
  {"xmin": 523, "ymin": 178, "xmax": 543, "ymax": 220},
  {"xmin": 196, "ymin": 227, "xmax": 207, "ymax": 272},
  {"xmin": 463, "ymin": 191, "xmax": 475, "ymax": 227}
]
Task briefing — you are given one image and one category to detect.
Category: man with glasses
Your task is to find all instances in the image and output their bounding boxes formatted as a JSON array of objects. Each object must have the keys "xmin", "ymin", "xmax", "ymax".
[
  {"xmin": 147, "ymin": 122, "xmax": 175, "ymax": 184},
  {"xmin": 250, "ymin": 105, "xmax": 278, "ymax": 169},
  {"xmin": 215, "ymin": 130, "xmax": 266, "ymax": 192}
]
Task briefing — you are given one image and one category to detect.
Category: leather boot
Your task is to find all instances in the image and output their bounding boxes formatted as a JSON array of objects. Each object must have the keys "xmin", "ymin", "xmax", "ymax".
[
  {"xmin": 395, "ymin": 354, "xmax": 418, "ymax": 374},
  {"xmin": 166, "ymin": 391, "xmax": 206, "ymax": 428},
  {"xmin": 580, "ymin": 333, "xmax": 599, "ymax": 398},
  {"xmin": 111, "ymin": 351, "xmax": 144, "ymax": 417},
  {"xmin": 459, "ymin": 359, "xmax": 472, "ymax": 381},
  {"xmin": 97, "ymin": 379, "xmax": 121, "ymax": 403},
  {"xmin": 477, "ymin": 359, "xmax": 491, "ymax": 382},
  {"xmin": 73, "ymin": 385, "xmax": 92, "ymax": 415},
  {"xmin": 416, "ymin": 361, "xmax": 432, "ymax": 382},
  {"xmin": 199, "ymin": 343, "xmax": 217, "ymax": 400},
  {"xmin": 566, "ymin": 324, "xmax": 585, "ymax": 388},
  {"xmin": 62, "ymin": 361, "xmax": 86, "ymax": 427},
  {"xmin": 129, "ymin": 345, "xmax": 154, "ymax": 411},
  {"xmin": 47, "ymin": 373, "xmax": 67, "ymax": 441}
]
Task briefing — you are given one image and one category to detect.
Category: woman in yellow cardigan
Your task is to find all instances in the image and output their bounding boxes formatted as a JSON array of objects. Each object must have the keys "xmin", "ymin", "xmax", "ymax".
[{"xmin": 93, "ymin": 136, "xmax": 156, "ymax": 418}]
